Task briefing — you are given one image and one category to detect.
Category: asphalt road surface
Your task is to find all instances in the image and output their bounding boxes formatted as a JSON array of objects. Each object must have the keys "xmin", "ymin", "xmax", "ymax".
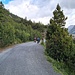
[{"xmin": 0, "ymin": 42, "xmax": 61, "ymax": 75}]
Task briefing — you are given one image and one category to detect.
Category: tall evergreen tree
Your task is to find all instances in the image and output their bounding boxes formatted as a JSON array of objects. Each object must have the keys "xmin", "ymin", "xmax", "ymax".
[
  {"xmin": 52, "ymin": 4, "xmax": 67, "ymax": 27},
  {"xmin": 46, "ymin": 4, "xmax": 74, "ymax": 63},
  {"xmin": 0, "ymin": 1, "xmax": 4, "ymax": 8}
]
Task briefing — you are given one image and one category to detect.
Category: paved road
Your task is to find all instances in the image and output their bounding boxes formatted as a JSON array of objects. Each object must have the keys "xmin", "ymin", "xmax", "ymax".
[{"xmin": 0, "ymin": 42, "xmax": 61, "ymax": 75}]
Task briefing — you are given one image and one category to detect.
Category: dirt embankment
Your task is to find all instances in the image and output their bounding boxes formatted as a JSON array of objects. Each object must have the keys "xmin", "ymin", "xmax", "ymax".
[{"xmin": 0, "ymin": 45, "xmax": 15, "ymax": 53}]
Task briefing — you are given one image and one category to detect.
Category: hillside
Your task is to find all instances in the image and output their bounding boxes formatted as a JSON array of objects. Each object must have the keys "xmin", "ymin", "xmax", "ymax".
[
  {"xmin": 68, "ymin": 25, "xmax": 75, "ymax": 34},
  {"xmin": 0, "ymin": 2, "xmax": 46, "ymax": 47},
  {"xmin": 68, "ymin": 25, "xmax": 74, "ymax": 32}
]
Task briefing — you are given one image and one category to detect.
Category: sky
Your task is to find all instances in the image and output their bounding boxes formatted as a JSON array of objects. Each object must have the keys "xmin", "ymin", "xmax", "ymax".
[
  {"xmin": 1, "ymin": 0, "xmax": 75, "ymax": 28},
  {"xmin": 0, "ymin": 0, "xmax": 10, "ymax": 4}
]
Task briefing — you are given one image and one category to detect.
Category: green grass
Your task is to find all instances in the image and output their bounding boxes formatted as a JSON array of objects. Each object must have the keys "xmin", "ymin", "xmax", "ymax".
[
  {"xmin": 44, "ymin": 51, "xmax": 64, "ymax": 75},
  {"xmin": 44, "ymin": 51, "xmax": 75, "ymax": 75}
]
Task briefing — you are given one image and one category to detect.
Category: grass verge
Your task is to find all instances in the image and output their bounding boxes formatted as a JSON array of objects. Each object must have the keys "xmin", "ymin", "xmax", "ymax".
[
  {"xmin": 44, "ymin": 51, "xmax": 64, "ymax": 75},
  {"xmin": 44, "ymin": 50, "xmax": 75, "ymax": 75}
]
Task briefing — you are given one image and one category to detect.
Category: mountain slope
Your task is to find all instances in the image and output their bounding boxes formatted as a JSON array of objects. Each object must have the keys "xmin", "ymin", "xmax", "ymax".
[
  {"xmin": 68, "ymin": 25, "xmax": 74, "ymax": 32},
  {"xmin": 68, "ymin": 25, "xmax": 75, "ymax": 34},
  {"xmin": 0, "ymin": 2, "xmax": 46, "ymax": 47}
]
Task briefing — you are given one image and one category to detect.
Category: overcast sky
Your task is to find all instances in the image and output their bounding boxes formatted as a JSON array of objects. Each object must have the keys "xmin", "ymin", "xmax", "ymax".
[{"xmin": 1, "ymin": 0, "xmax": 75, "ymax": 28}]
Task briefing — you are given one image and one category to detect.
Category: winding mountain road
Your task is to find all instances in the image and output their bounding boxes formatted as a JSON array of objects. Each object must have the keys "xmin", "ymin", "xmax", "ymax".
[{"xmin": 0, "ymin": 42, "xmax": 61, "ymax": 75}]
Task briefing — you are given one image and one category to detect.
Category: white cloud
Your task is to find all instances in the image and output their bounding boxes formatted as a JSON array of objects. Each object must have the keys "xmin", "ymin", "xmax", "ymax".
[
  {"xmin": 62, "ymin": 8, "xmax": 75, "ymax": 28},
  {"xmin": 4, "ymin": 0, "xmax": 75, "ymax": 28},
  {"xmin": 5, "ymin": 0, "xmax": 39, "ymax": 19},
  {"xmin": 65, "ymin": 10, "xmax": 75, "ymax": 28},
  {"xmin": 60, "ymin": 0, "xmax": 75, "ymax": 9},
  {"xmin": 32, "ymin": 16, "xmax": 51, "ymax": 25}
]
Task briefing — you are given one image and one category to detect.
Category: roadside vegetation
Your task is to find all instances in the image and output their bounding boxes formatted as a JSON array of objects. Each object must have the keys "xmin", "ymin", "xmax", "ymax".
[
  {"xmin": 0, "ymin": 2, "xmax": 46, "ymax": 48},
  {"xmin": 46, "ymin": 4, "xmax": 75, "ymax": 75}
]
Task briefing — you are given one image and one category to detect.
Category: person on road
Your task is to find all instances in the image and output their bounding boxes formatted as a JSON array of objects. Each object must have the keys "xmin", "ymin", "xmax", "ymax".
[
  {"xmin": 34, "ymin": 37, "xmax": 37, "ymax": 43},
  {"xmin": 37, "ymin": 37, "xmax": 40, "ymax": 43}
]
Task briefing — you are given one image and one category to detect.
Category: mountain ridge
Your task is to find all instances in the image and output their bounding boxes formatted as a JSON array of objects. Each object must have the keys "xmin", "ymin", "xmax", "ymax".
[{"xmin": 68, "ymin": 25, "xmax": 75, "ymax": 34}]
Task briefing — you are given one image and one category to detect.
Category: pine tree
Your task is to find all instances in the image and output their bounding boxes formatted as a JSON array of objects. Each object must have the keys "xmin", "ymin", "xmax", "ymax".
[
  {"xmin": 46, "ymin": 4, "xmax": 74, "ymax": 63},
  {"xmin": 52, "ymin": 4, "xmax": 67, "ymax": 28},
  {"xmin": 0, "ymin": 1, "xmax": 4, "ymax": 8}
]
